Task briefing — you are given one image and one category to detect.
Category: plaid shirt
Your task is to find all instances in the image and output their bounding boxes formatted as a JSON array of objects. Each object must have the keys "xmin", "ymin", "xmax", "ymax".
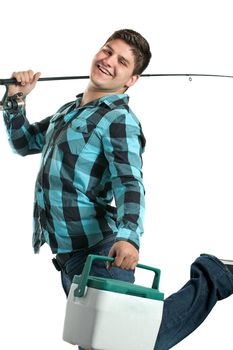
[{"xmin": 3, "ymin": 93, "xmax": 145, "ymax": 254}]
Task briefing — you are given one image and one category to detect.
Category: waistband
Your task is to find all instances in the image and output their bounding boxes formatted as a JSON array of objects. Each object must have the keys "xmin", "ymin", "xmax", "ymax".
[{"xmin": 52, "ymin": 234, "xmax": 116, "ymax": 271}]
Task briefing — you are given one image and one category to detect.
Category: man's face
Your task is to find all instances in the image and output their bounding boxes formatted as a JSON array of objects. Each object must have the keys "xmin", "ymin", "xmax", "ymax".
[{"xmin": 89, "ymin": 39, "xmax": 139, "ymax": 93}]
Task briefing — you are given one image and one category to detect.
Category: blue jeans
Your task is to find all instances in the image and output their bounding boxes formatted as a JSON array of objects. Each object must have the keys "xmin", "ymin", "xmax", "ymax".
[
  {"xmin": 59, "ymin": 237, "xmax": 233, "ymax": 350},
  {"xmin": 154, "ymin": 254, "xmax": 233, "ymax": 349}
]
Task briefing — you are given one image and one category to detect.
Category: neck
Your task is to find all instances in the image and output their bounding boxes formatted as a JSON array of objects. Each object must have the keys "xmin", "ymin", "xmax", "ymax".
[
  {"xmin": 80, "ymin": 82, "xmax": 125, "ymax": 106},
  {"xmin": 80, "ymin": 90, "xmax": 107, "ymax": 107}
]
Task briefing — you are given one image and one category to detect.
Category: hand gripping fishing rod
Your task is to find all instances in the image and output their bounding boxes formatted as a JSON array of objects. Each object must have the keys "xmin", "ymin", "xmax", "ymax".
[
  {"xmin": 0, "ymin": 75, "xmax": 90, "ymax": 112},
  {"xmin": 1, "ymin": 73, "xmax": 233, "ymax": 111}
]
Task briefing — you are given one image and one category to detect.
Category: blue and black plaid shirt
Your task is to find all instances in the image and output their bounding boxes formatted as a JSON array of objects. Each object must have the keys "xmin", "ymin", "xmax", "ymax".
[{"xmin": 4, "ymin": 93, "xmax": 145, "ymax": 254}]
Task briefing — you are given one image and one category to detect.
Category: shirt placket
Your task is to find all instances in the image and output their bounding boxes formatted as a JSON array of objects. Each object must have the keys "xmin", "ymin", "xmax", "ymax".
[{"xmin": 35, "ymin": 110, "xmax": 80, "ymax": 249}]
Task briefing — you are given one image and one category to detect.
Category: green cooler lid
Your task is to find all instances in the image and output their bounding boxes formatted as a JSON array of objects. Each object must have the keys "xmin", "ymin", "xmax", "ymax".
[
  {"xmin": 73, "ymin": 274, "xmax": 164, "ymax": 300},
  {"xmin": 72, "ymin": 255, "xmax": 164, "ymax": 301}
]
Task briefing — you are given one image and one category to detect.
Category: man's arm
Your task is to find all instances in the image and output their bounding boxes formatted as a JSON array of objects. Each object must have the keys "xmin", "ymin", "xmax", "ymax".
[
  {"xmin": 103, "ymin": 112, "xmax": 145, "ymax": 270},
  {"xmin": 3, "ymin": 70, "xmax": 50, "ymax": 156}
]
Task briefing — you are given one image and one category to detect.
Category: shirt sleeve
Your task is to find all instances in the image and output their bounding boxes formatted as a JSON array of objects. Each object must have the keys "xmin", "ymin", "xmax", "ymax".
[
  {"xmin": 102, "ymin": 112, "xmax": 146, "ymax": 249},
  {"xmin": 3, "ymin": 106, "xmax": 51, "ymax": 156}
]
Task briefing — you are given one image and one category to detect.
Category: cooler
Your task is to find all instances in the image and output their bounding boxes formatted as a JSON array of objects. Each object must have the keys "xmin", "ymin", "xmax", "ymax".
[{"xmin": 63, "ymin": 254, "xmax": 164, "ymax": 350}]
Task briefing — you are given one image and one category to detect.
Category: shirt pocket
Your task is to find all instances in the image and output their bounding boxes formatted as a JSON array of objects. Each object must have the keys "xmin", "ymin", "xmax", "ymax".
[{"xmin": 57, "ymin": 118, "xmax": 98, "ymax": 156}]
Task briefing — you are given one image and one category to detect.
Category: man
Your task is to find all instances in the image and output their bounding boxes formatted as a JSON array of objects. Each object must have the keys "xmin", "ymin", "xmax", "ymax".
[{"xmin": 3, "ymin": 29, "xmax": 233, "ymax": 349}]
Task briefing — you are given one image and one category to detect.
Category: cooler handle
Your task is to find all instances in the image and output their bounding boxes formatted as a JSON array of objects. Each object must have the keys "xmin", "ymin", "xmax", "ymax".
[{"xmin": 75, "ymin": 254, "xmax": 161, "ymax": 297}]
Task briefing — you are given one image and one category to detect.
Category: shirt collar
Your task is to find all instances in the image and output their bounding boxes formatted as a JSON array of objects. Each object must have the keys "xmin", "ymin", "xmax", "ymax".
[
  {"xmin": 51, "ymin": 93, "xmax": 130, "ymax": 123},
  {"xmin": 75, "ymin": 93, "xmax": 129, "ymax": 109}
]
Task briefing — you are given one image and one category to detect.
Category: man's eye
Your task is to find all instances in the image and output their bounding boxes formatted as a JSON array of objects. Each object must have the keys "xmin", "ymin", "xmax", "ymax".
[
  {"xmin": 103, "ymin": 48, "xmax": 111, "ymax": 55},
  {"xmin": 120, "ymin": 60, "xmax": 127, "ymax": 66}
]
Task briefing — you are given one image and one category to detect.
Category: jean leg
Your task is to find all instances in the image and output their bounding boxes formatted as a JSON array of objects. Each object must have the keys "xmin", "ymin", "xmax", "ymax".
[
  {"xmin": 154, "ymin": 254, "xmax": 233, "ymax": 350},
  {"xmin": 61, "ymin": 250, "xmax": 87, "ymax": 296}
]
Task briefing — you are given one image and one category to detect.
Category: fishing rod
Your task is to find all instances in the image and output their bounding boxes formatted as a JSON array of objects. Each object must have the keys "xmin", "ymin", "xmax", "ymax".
[
  {"xmin": 1, "ymin": 73, "xmax": 233, "ymax": 111},
  {"xmin": 1, "ymin": 73, "xmax": 233, "ymax": 86}
]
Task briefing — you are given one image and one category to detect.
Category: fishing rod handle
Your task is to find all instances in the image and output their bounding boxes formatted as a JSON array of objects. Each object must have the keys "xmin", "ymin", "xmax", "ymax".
[{"xmin": 0, "ymin": 75, "xmax": 90, "ymax": 85}]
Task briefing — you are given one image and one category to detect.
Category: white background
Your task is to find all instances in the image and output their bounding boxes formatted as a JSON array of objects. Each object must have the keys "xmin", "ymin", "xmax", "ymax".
[{"xmin": 0, "ymin": 0, "xmax": 233, "ymax": 349}]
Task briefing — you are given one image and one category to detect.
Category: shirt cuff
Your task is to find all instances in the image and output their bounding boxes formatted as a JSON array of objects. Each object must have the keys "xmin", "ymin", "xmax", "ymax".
[{"xmin": 116, "ymin": 228, "xmax": 140, "ymax": 250}]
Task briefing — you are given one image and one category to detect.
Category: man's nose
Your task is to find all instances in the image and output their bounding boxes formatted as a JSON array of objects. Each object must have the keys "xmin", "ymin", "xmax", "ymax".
[{"xmin": 103, "ymin": 54, "xmax": 116, "ymax": 66}]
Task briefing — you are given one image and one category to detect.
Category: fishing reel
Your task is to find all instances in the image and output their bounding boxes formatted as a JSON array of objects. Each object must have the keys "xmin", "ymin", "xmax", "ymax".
[
  {"xmin": 1, "ymin": 92, "xmax": 25, "ymax": 112},
  {"xmin": 0, "ymin": 84, "xmax": 25, "ymax": 112}
]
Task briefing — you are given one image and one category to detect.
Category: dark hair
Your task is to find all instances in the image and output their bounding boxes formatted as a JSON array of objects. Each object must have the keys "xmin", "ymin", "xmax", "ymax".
[{"xmin": 105, "ymin": 29, "xmax": 152, "ymax": 75}]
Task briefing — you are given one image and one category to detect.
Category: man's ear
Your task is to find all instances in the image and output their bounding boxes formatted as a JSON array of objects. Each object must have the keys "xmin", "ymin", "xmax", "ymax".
[{"xmin": 125, "ymin": 74, "xmax": 140, "ymax": 89}]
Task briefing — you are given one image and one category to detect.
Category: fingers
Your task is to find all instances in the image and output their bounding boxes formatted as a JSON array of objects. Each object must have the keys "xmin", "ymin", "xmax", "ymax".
[
  {"xmin": 108, "ymin": 241, "xmax": 139, "ymax": 270},
  {"xmin": 8, "ymin": 70, "xmax": 41, "ymax": 97},
  {"xmin": 113, "ymin": 255, "xmax": 138, "ymax": 270},
  {"xmin": 12, "ymin": 70, "xmax": 41, "ymax": 86},
  {"xmin": 12, "ymin": 70, "xmax": 33, "ymax": 85}
]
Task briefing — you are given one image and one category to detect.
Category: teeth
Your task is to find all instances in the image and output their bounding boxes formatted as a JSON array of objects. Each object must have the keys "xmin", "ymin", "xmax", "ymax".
[{"xmin": 98, "ymin": 64, "xmax": 111, "ymax": 76}]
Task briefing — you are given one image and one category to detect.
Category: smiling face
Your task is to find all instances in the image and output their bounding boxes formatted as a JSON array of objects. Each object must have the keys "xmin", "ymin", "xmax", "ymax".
[{"xmin": 89, "ymin": 39, "xmax": 139, "ymax": 94}]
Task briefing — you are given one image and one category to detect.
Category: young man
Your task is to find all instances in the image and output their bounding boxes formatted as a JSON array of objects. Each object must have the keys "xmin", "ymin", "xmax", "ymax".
[
  {"xmin": 5, "ymin": 29, "xmax": 150, "ymax": 288},
  {"xmin": 3, "ymin": 29, "xmax": 233, "ymax": 349}
]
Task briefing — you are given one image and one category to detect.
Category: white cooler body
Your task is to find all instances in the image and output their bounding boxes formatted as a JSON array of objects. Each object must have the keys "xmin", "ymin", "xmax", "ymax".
[{"xmin": 63, "ymin": 283, "xmax": 164, "ymax": 350}]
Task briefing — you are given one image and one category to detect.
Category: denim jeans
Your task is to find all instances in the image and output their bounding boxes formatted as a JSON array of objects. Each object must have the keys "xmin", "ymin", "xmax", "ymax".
[
  {"xmin": 59, "ymin": 237, "xmax": 233, "ymax": 350},
  {"xmin": 154, "ymin": 254, "xmax": 233, "ymax": 349}
]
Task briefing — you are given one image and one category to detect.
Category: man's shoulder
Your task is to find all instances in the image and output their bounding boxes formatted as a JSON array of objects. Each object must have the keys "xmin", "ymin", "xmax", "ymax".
[{"xmin": 100, "ymin": 95, "xmax": 139, "ymax": 124}]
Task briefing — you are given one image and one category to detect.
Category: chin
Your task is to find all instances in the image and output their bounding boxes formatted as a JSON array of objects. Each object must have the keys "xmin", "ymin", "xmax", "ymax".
[{"xmin": 90, "ymin": 77, "xmax": 110, "ymax": 90}]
